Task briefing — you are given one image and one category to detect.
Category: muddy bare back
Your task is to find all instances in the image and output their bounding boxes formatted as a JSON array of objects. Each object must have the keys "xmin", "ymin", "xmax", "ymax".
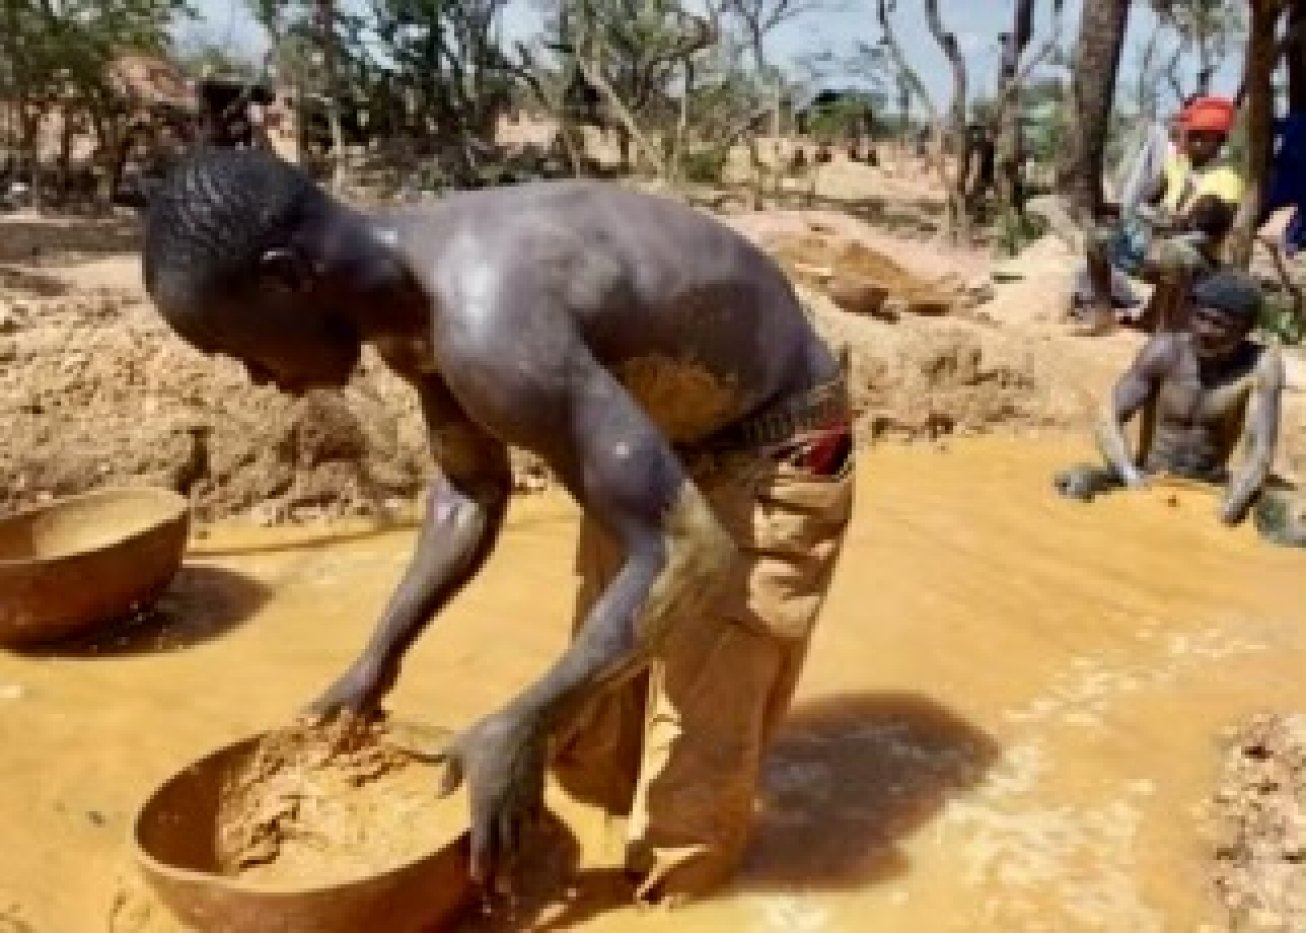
[{"xmin": 377, "ymin": 181, "xmax": 838, "ymax": 443}]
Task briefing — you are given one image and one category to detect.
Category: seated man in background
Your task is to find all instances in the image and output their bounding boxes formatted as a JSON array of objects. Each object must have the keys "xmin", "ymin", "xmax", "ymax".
[
  {"xmin": 1055, "ymin": 269, "xmax": 1305, "ymax": 547},
  {"xmin": 1074, "ymin": 96, "xmax": 1245, "ymax": 336}
]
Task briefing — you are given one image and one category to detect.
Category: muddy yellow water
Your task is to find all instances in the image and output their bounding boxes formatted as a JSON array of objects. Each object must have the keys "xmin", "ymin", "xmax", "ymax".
[{"xmin": 1, "ymin": 437, "xmax": 1302, "ymax": 932}]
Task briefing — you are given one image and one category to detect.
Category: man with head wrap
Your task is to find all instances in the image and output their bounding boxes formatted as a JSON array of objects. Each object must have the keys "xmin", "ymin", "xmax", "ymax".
[
  {"xmin": 1055, "ymin": 269, "xmax": 1304, "ymax": 546},
  {"xmin": 1074, "ymin": 97, "xmax": 1246, "ymax": 336}
]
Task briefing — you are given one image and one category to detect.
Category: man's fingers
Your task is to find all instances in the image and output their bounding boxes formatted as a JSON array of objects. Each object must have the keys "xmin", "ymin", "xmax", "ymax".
[
  {"xmin": 469, "ymin": 814, "xmax": 496, "ymax": 886},
  {"xmin": 497, "ymin": 812, "xmax": 520, "ymax": 872},
  {"xmin": 491, "ymin": 813, "xmax": 520, "ymax": 898},
  {"xmin": 436, "ymin": 753, "xmax": 464, "ymax": 798}
]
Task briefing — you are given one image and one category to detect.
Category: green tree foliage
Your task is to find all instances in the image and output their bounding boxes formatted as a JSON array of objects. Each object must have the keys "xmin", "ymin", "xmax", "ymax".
[{"xmin": 0, "ymin": 0, "xmax": 193, "ymax": 207}]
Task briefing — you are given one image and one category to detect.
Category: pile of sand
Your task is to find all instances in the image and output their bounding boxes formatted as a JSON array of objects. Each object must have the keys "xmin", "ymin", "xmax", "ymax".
[
  {"xmin": 0, "ymin": 238, "xmax": 1067, "ymax": 522},
  {"xmin": 766, "ymin": 230, "xmax": 958, "ymax": 317},
  {"xmin": 796, "ymin": 283, "xmax": 1073, "ymax": 443},
  {"xmin": 216, "ymin": 717, "xmax": 456, "ymax": 887},
  {"xmin": 1210, "ymin": 713, "xmax": 1306, "ymax": 931},
  {"xmin": 0, "ymin": 268, "xmax": 554, "ymax": 522}
]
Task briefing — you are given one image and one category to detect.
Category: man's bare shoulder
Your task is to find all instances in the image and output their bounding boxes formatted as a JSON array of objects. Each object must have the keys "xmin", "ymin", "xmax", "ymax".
[
  {"xmin": 1132, "ymin": 329, "xmax": 1186, "ymax": 374},
  {"xmin": 395, "ymin": 181, "xmax": 769, "ymax": 309},
  {"xmin": 418, "ymin": 179, "xmax": 730, "ymax": 238}
]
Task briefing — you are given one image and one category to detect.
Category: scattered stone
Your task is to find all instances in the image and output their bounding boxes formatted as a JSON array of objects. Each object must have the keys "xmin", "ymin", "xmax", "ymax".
[
  {"xmin": 828, "ymin": 275, "xmax": 890, "ymax": 318},
  {"xmin": 1210, "ymin": 713, "xmax": 1306, "ymax": 933},
  {"xmin": 962, "ymin": 275, "xmax": 996, "ymax": 307}
]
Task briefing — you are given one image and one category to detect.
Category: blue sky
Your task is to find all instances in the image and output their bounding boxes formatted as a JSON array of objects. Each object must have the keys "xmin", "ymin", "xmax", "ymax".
[{"xmin": 179, "ymin": 0, "xmax": 1246, "ymax": 109}]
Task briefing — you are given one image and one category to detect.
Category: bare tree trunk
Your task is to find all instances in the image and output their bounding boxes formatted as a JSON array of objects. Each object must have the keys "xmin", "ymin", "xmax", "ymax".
[
  {"xmin": 1197, "ymin": 33, "xmax": 1216, "ymax": 97},
  {"xmin": 897, "ymin": 78, "xmax": 910, "ymax": 174},
  {"xmin": 669, "ymin": 57, "xmax": 693, "ymax": 184},
  {"xmin": 1135, "ymin": 20, "xmax": 1164, "ymax": 126},
  {"xmin": 877, "ymin": 0, "xmax": 938, "ymax": 124},
  {"xmin": 56, "ymin": 110, "xmax": 74, "ymax": 203},
  {"xmin": 1065, "ymin": 0, "xmax": 1131, "ymax": 222},
  {"xmin": 20, "ymin": 108, "xmax": 43, "ymax": 213},
  {"xmin": 574, "ymin": 54, "xmax": 666, "ymax": 176},
  {"xmin": 315, "ymin": 0, "xmax": 347, "ymax": 190},
  {"xmin": 994, "ymin": 0, "xmax": 1035, "ymax": 250},
  {"xmin": 1229, "ymin": 0, "xmax": 1289, "ymax": 268},
  {"xmin": 924, "ymin": 0, "xmax": 969, "ymax": 243},
  {"xmin": 1290, "ymin": 1, "xmax": 1306, "ymax": 113}
]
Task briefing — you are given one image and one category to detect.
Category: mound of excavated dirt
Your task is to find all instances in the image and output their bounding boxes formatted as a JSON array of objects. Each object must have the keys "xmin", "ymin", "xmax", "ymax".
[
  {"xmin": 1210, "ymin": 713, "xmax": 1306, "ymax": 932},
  {"xmin": 795, "ymin": 283, "xmax": 1073, "ymax": 443},
  {"xmin": 0, "ymin": 226, "xmax": 1080, "ymax": 523},
  {"xmin": 0, "ymin": 280, "xmax": 431, "ymax": 523},
  {"xmin": 767, "ymin": 231, "xmax": 957, "ymax": 317}
]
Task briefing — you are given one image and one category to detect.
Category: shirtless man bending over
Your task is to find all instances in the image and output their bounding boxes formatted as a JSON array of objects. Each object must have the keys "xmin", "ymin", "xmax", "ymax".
[
  {"xmin": 1055, "ymin": 269, "xmax": 1304, "ymax": 545},
  {"xmin": 141, "ymin": 149, "xmax": 855, "ymax": 902}
]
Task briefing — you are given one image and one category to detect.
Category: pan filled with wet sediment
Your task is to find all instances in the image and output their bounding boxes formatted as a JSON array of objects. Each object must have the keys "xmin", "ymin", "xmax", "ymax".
[
  {"xmin": 0, "ymin": 487, "xmax": 190, "ymax": 645},
  {"xmin": 132, "ymin": 716, "xmax": 471, "ymax": 933}
]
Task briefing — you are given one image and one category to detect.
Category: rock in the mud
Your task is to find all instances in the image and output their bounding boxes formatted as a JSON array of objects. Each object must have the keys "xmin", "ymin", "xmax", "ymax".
[
  {"xmin": 828, "ymin": 275, "xmax": 891, "ymax": 318},
  {"xmin": 960, "ymin": 275, "xmax": 996, "ymax": 308},
  {"xmin": 882, "ymin": 296, "xmax": 910, "ymax": 319}
]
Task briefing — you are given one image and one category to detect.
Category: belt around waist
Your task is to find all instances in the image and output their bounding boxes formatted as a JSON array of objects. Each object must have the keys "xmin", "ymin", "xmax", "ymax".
[{"xmin": 704, "ymin": 378, "xmax": 852, "ymax": 452}]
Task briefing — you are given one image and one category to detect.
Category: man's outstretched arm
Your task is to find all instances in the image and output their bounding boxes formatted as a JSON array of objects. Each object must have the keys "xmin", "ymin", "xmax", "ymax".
[
  {"xmin": 312, "ymin": 378, "xmax": 511, "ymax": 714},
  {"xmin": 1222, "ymin": 346, "xmax": 1285, "ymax": 524},
  {"xmin": 1095, "ymin": 334, "xmax": 1173, "ymax": 487},
  {"xmin": 431, "ymin": 313, "xmax": 735, "ymax": 888}
]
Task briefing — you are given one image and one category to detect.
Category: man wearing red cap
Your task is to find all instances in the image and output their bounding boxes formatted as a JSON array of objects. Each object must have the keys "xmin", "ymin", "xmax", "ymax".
[
  {"xmin": 1075, "ymin": 96, "xmax": 1245, "ymax": 336},
  {"xmin": 1160, "ymin": 97, "xmax": 1243, "ymax": 213}
]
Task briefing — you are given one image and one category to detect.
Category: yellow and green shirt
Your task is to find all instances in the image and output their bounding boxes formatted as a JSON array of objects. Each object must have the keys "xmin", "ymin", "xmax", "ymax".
[{"xmin": 1161, "ymin": 154, "xmax": 1244, "ymax": 213}]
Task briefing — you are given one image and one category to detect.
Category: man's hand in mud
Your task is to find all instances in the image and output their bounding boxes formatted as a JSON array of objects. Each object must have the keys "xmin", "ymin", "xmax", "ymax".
[
  {"xmin": 1053, "ymin": 469, "xmax": 1097, "ymax": 502},
  {"xmin": 435, "ymin": 706, "xmax": 548, "ymax": 893},
  {"xmin": 1218, "ymin": 498, "xmax": 1248, "ymax": 527},
  {"xmin": 307, "ymin": 654, "xmax": 400, "ymax": 718},
  {"xmin": 1122, "ymin": 467, "xmax": 1150, "ymax": 491}
]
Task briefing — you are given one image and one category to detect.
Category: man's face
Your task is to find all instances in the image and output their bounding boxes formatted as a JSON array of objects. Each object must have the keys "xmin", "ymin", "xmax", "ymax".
[
  {"xmin": 159, "ymin": 283, "xmax": 361, "ymax": 395},
  {"xmin": 1189, "ymin": 303, "xmax": 1251, "ymax": 357},
  {"xmin": 1186, "ymin": 130, "xmax": 1225, "ymax": 167}
]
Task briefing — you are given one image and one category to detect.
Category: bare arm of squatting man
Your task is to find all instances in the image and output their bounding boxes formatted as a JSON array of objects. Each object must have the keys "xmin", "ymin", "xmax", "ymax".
[
  {"xmin": 1094, "ymin": 334, "xmax": 1175, "ymax": 487},
  {"xmin": 1221, "ymin": 346, "xmax": 1284, "ymax": 524},
  {"xmin": 317, "ymin": 298, "xmax": 735, "ymax": 888}
]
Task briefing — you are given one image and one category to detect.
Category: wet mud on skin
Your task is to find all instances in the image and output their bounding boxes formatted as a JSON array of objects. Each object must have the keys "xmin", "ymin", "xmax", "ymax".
[
  {"xmin": 1, "ymin": 438, "xmax": 1303, "ymax": 932},
  {"xmin": 613, "ymin": 355, "xmax": 740, "ymax": 444}
]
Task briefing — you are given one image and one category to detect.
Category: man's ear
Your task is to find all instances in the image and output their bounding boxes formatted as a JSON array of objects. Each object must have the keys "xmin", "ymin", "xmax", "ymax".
[{"xmin": 257, "ymin": 247, "xmax": 313, "ymax": 295}]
